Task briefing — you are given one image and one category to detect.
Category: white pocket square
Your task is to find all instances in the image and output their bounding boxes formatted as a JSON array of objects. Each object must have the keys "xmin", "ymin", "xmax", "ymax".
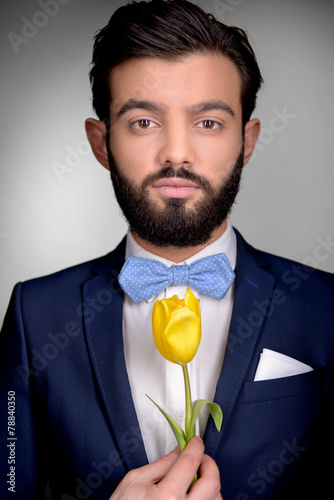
[{"xmin": 254, "ymin": 349, "xmax": 313, "ymax": 382}]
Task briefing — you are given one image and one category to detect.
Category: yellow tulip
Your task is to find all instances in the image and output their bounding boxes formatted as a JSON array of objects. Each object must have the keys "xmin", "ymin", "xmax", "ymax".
[
  {"xmin": 152, "ymin": 288, "xmax": 201, "ymax": 366},
  {"xmin": 149, "ymin": 287, "xmax": 222, "ymax": 476}
]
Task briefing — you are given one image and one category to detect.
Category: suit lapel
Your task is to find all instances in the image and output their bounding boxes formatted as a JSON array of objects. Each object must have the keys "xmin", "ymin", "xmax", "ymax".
[
  {"xmin": 82, "ymin": 239, "xmax": 148, "ymax": 470},
  {"xmin": 204, "ymin": 230, "xmax": 276, "ymax": 457}
]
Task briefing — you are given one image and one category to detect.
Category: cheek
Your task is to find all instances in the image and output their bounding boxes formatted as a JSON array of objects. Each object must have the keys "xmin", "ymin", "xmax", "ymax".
[
  {"xmin": 197, "ymin": 138, "xmax": 242, "ymax": 181},
  {"xmin": 110, "ymin": 130, "xmax": 152, "ymax": 180}
]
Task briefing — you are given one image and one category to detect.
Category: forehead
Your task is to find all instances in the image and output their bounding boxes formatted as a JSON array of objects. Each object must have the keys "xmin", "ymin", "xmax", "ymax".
[{"xmin": 109, "ymin": 53, "xmax": 242, "ymax": 116}]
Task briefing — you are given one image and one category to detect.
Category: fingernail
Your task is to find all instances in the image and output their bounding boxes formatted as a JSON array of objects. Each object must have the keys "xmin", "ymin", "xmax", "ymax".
[{"xmin": 194, "ymin": 436, "xmax": 203, "ymax": 443}]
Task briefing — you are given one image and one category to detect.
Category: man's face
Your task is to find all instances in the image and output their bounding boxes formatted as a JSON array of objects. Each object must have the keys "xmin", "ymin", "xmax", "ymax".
[{"xmin": 107, "ymin": 53, "xmax": 245, "ymax": 247}]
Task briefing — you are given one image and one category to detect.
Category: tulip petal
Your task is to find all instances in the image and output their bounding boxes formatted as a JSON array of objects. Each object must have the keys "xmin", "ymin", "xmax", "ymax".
[
  {"xmin": 184, "ymin": 288, "xmax": 200, "ymax": 318},
  {"xmin": 152, "ymin": 300, "xmax": 176, "ymax": 364},
  {"xmin": 151, "ymin": 289, "xmax": 201, "ymax": 365},
  {"xmin": 164, "ymin": 307, "xmax": 201, "ymax": 365}
]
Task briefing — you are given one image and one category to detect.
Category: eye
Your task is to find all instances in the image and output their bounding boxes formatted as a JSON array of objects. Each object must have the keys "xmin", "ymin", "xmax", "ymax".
[
  {"xmin": 196, "ymin": 120, "xmax": 221, "ymax": 130},
  {"xmin": 131, "ymin": 119, "xmax": 158, "ymax": 130}
]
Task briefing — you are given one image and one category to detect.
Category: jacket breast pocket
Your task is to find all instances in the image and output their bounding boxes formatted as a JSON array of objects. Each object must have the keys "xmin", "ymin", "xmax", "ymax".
[{"xmin": 244, "ymin": 366, "xmax": 326, "ymax": 404}]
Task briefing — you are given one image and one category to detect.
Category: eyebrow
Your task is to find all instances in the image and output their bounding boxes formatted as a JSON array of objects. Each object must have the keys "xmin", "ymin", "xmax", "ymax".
[
  {"xmin": 116, "ymin": 98, "xmax": 235, "ymax": 119},
  {"xmin": 116, "ymin": 99, "xmax": 166, "ymax": 119},
  {"xmin": 186, "ymin": 99, "xmax": 235, "ymax": 118}
]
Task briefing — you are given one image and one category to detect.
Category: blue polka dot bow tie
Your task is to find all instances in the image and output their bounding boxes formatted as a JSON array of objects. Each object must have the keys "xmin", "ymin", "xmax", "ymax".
[{"xmin": 118, "ymin": 254, "xmax": 235, "ymax": 303}]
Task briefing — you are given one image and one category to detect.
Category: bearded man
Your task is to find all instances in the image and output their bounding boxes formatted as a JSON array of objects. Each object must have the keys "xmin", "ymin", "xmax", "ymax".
[{"xmin": 1, "ymin": 1, "xmax": 333, "ymax": 499}]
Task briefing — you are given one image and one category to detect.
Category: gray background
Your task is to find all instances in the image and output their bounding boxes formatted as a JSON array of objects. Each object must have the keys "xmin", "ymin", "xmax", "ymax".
[{"xmin": 1, "ymin": 0, "xmax": 334, "ymax": 325}]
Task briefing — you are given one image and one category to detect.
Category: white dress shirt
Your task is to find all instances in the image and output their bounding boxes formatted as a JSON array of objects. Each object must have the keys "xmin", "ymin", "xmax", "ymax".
[{"xmin": 122, "ymin": 221, "xmax": 237, "ymax": 463}]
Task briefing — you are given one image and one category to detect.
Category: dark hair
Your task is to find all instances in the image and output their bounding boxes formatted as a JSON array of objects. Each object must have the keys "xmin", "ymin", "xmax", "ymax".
[{"xmin": 89, "ymin": 0, "xmax": 263, "ymax": 125}]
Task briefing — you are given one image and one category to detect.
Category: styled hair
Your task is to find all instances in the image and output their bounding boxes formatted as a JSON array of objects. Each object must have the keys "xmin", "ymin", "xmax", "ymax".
[{"xmin": 89, "ymin": 0, "xmax": 263, "ymax": 125}]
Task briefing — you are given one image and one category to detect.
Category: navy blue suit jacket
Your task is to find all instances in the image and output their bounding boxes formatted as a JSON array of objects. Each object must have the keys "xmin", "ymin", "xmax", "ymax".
[{"xmin": 1, "ymin": 230, "xmax": 333, "ymax": 500}]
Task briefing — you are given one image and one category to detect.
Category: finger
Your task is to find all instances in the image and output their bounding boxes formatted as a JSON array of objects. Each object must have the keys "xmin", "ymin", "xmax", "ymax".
[
  {"xmin": 110, "ymin": 448, "xmax": 181, "ymax": 499},
  {"xmin": 157, "ymin": 437, "xmax": 204, "ymax": 495},
  {"xmin": 188, "ymin": 453, "xmax": 221, "ymax": 499},
  {"xmin": 130, "ymin": 446, "xmax": 180, "ymax": 485}
]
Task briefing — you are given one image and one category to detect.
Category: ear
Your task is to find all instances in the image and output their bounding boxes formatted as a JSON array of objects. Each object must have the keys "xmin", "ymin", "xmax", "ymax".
[
  {"xmin": 243, "ymin": 118, "xmax": 260, "ymax": 166},
  {"xmin": 85, "ymin": 118, "xmax": 110, "ymax": 170}
]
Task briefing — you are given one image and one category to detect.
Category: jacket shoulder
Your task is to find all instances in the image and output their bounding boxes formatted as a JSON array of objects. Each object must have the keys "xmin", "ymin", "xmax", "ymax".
[
  {"xmin": 8, "ymin": 238, "xmax": 126, "ymax": 320},
  {"xmin": 234, "ymin": 228, "xmax": 334, "ymax": 294}
]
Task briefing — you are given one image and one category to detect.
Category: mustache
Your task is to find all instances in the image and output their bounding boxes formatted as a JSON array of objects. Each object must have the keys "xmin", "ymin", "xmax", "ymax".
[
  {"xmin": 141, "ymin": 166, "xmax": 213, "ymax": 192},
  {"xmin": 106, "ymin": 142, "xmax": 213, "ymax": 193}
]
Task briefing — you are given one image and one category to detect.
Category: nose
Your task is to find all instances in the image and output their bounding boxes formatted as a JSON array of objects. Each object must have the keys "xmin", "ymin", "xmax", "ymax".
[{"xmin": 158, "ymin": 125, "xmax": 196, "ymax": 168}]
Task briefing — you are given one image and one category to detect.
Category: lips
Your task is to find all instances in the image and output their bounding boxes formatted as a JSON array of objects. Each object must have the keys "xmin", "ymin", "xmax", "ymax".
[{"xmin": 152, "ymin": 178, "xmax": 199, "ymax": 198}]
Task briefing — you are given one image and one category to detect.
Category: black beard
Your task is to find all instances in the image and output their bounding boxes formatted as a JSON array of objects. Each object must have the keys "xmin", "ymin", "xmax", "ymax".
[{"xmin": 106, "ymin": 144, "xmax": 244, "ymax": 248}]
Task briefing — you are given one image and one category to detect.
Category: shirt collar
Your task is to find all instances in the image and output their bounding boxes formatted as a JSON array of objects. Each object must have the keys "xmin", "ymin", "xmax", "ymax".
[{"xmin": 125, "ymin": 219, "xmax": 237, "ymax": 271}]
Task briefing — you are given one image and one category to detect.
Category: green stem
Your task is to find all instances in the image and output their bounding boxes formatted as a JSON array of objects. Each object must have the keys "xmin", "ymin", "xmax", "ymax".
[{"xmin": 182, "ymin": 364, "xmax": 192, "ymax": 441}]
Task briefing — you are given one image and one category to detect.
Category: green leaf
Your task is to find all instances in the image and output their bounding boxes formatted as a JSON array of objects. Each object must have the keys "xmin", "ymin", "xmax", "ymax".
[
  {"xmin": 190, "ymin": 399, "xmax": 223, "ymax": 434},
  {"xmin": 146, "ymin": 394, "xmax": 187, "ymax": 451}
]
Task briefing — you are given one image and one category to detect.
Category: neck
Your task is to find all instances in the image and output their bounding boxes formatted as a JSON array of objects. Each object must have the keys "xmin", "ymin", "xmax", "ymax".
[{"xmin": 131, "ymin": 220, "xmax": 227, "ymax": 263}]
